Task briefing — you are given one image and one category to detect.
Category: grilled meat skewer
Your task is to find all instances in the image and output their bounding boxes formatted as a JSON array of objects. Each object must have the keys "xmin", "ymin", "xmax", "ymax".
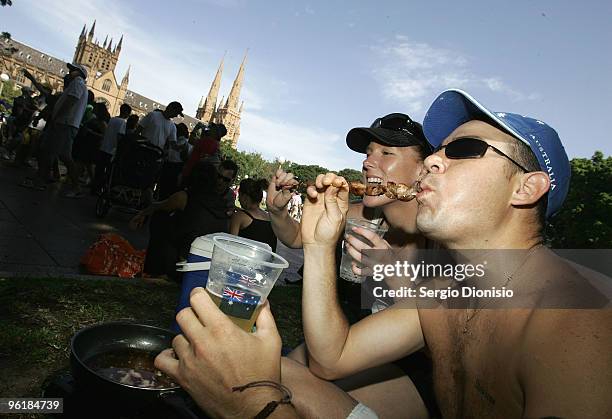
[
  {"xmin": 349, "ymin": 181, "xmax": 417, "ymax": 202},
  {"xmin": 277, "ymin": 180, "xmax": 418, "ymax": 201}
]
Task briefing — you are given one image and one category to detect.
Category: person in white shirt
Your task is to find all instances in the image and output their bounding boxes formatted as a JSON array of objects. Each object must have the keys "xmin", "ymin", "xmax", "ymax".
[
  {"xmin": 135, "ymin": 101, "xmax": 183, "ymax": 149},
  {"xmin": 159, "ymin": 122, "xmax": 192, "ymax": 199},
  {"xmin": 289, "ymin": 190, "xmax": 303, "ymax": 220},
  {"xmin": 23, "ymin": 63, "xmax": 88, "ymax": 197},
  {"xmin": 92, "ymin": 103, "xmax": 132, "ymax": 194}
]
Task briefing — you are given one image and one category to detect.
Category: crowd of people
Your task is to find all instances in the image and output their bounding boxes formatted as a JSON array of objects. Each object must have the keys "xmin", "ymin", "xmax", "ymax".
[
  {"xmin": 0, "ymin": 61, "xmax": 282, "ymax": 282},
  {"xmin": 0, "ymin": 63, "xmax": 219, "ymax": 199}
]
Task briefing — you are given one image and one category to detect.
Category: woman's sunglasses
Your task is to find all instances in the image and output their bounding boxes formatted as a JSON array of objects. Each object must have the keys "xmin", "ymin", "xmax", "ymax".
[
  {"xmin": 370, "ymin": 113, "xmax": 419, "ymax": 136},
  {"xmin": 370, "ymin": 113, "xmax": 433, "ymax": 153},
  {"xmin": 434, "ymin": 137, "xmax": 530, "ymax": 173}
]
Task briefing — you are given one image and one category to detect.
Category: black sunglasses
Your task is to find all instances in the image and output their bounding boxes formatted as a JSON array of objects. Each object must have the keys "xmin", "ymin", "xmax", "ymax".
[
  {"xmin": 370, "ymin": 113, "xmax": 433, "ymax": 152},
  {"xmin": 435, "ymin": 137, "xmax": 530, "ymax": 172},
  {"xmin": 371, "ymin": 113, "xmax": 418, "ymax": 135}
]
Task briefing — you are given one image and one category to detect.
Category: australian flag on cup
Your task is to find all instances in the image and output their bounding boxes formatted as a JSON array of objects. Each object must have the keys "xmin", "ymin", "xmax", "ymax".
[
  {"xmin": 226, "ymin": 270, "xmax": 266, "ymax": 287},
  {"xmin": 220, "ymin": 286, "xmax": 261, "ymax": 320}
]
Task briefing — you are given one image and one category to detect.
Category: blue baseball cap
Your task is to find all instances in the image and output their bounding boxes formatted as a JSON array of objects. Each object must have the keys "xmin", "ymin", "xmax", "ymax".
[{"xmin": 423, "ymin": 89, "xmax": 571, "ymax": 219}]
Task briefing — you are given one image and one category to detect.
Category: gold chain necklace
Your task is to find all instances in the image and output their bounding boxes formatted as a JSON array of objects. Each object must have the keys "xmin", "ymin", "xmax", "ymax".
[{"xmin": 462, "ymin": 243, "xmax": 544, "ymax": 334}]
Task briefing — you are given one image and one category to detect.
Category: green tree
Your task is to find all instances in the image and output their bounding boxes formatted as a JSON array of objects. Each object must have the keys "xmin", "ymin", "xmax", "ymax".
[
  {"xmin": 0, "ymin": 80, "xmax": 19, "ymax": 113},
  {"xmin": 286, "ymin": 163, "xmax": 329, "ymax": 181},
  {"xmin": 1, "ymin": 32, "xmax": 19, "ymax": 105},
  {"xmin": 285, "ymin": 163, "xmax": 329, "ymax": 192},
  {"xmin": 219, "ymin": 140, "xmax": 274, "ymax": 181},
  {"xmin": 1, "ymin": 32, "xmax": 18, "ymax": 58},
  {"xmin": 546, "ymin": 151, "xmax": 612, "ymax": 248}
]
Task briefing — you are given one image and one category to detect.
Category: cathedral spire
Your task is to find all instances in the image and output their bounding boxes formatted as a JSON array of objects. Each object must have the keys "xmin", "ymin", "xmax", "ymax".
[
  {"xmin": 119, "ymin": 65, "xmax": 130, "ymax": 95},
  {"xmin": 107, "ymin": 38, "xmax": 113, "ymax": 51},
  {"xmin": 122, "ymin": 65, "xmax": 131, "ymax": 84},
  {"xmin": 88, "ymin": 20, "xmax": 96, "ymax": 41},
  {"xmin": 103, "ymin": 35, "xmax": 108, "ymax": 48},
  {"xmin": 198, "ymin": 54, "xmax": 225, "ymax": 122},
  {"xmin": 115, "ymin": 35, "xmax": 123, "ymax": 54},
  {"xmin": 225, "ymin": 51, "xmax": 247, "ymax": 111},
  {"xmin": 75, "ymin": 24, "xmax": 87, "ymax": 63}
]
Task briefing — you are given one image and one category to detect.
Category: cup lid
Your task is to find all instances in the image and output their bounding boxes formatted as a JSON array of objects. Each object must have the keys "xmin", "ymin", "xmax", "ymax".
[{"xmin": 212, "ymin": 236, "xmax": 289, "ymax": 269}]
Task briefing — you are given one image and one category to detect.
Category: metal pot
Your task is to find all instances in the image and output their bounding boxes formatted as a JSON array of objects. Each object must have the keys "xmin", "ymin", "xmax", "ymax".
[{"xmin": 70, "ymin": 321, "xmax": 204, "ymax": 418}]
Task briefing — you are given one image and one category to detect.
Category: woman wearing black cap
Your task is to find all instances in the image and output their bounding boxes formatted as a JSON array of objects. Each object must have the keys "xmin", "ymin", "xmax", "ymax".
[
  {"xmin": 269, "ymin": 113, "xmax": 432, "ymax": 309},
  {"xmin": 267, "ymin": 113, "xmax": 437, "ymax": 418}
]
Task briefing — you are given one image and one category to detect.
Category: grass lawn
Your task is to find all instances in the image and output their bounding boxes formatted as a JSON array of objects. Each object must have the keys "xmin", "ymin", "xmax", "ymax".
[{"xmin": 0, "ymin": 276, "xmax": 303, "ymax": 402}]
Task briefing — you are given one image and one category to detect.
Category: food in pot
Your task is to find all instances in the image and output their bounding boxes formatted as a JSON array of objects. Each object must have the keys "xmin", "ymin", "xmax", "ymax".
[{"xmin": 85, "ymin": 348, "xmax": 177, "ymax": 389}]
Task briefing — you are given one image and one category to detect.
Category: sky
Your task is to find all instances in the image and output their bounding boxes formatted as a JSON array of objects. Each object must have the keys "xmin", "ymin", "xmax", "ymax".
[{"xmin": 2, "ymin": 0, "xmax": 611, "ymax": 170}]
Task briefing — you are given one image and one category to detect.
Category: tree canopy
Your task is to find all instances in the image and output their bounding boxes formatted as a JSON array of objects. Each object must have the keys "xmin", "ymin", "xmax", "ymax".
[{"xmin": 546, "ymin": 151, "xmax": 612, "ymax": 248}]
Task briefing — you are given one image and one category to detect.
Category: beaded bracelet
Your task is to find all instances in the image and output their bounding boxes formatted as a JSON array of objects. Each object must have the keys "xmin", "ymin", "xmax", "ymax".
[{"xmin": 232, "ymin": 380, "xmax": 293, "ymax": 419}]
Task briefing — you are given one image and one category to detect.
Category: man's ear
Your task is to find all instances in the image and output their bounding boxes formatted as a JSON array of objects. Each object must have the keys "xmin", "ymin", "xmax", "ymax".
[{"xmin": 511, "ymin": 171, "xmax": 550, "ymax": 206}]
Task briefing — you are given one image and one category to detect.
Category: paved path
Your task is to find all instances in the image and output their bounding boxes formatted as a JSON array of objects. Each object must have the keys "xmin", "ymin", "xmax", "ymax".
[{"xmin": 0, "ymin": 161, "xmax": 304, "ymax": 284}]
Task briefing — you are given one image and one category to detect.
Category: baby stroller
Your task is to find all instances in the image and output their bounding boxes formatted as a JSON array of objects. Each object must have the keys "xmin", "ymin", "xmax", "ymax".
[{"xmin": 95, "ymin": 139, "xmax": 164, "ymax": 218}]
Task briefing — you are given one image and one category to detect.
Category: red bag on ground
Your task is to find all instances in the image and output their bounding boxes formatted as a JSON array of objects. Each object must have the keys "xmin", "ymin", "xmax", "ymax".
[{"xmin": 81, "ymin": 233, "xmax": 146, "ymax": 278}]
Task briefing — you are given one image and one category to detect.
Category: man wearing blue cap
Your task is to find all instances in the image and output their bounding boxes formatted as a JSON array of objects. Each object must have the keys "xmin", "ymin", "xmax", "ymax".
[{"xmin": 154, "ymin": 90, "xmax": 610, "ymax": 419}]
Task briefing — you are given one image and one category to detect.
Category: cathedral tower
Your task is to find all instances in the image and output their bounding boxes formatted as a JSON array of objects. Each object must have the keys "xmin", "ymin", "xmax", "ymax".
[
  {"xmin": 73, "ymin": 20, "xmax": 122, "ymax": 78},
  {"xmin": 196, "ymin": 55, "xmax": 224, "ymax": 122},
  {"xmin": 214, "ymin": 52, "xmax": 247, "ymax": 148}
]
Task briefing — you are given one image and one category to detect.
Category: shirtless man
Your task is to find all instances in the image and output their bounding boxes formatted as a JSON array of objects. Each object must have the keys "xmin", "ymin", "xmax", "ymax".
[{"xmin": 156, "ymin": 90, "xmax": 611, "ymax": 418}]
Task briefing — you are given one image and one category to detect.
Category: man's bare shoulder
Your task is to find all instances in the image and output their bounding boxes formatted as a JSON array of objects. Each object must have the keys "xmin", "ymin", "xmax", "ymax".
[
  {"xmin": 520, "ymin": 305, "xmax": 611, "ymax": 360},
  {"xmin": 519, "ymin": 308, "xmax": 612, "ymax": 417},
  {"xmin": 525, "ymin": 250, "xmax": 611, "ymax": 308},
  {"xmin": 523, "ymin": 308, "xmax": 612, "ymax": 345}
]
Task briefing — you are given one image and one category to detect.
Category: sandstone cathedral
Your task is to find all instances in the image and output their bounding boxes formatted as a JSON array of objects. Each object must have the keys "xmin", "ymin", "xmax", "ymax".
[{"xmin": 1, "ymin": 20, "xmax": 245, "ymax": 147}]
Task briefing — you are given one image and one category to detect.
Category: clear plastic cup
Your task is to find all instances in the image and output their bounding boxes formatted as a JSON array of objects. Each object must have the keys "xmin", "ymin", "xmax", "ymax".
[
  {"xmin": 206, "ymin": 236, "xmax": 289, "ymax": 331},
  {"xmin": 340, "ymin": 218, "xmax": 388, "ymax": 283}
]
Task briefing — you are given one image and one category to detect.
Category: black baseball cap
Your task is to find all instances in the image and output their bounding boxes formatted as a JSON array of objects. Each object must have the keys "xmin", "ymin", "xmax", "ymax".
[
  {"xmin": 346, "ymin": 113, "xmax": 431, "ymax": 154},
  {"xmin": 210, "ymin": 123, "xmax": 227, "ymax": 138},
  {"xmin": 166, "ymin": 101, "xmax": 184, "ymax": 117},
  {"xmin": 66, "ymin": 62, "xmax": 88, "ymax": 79}
]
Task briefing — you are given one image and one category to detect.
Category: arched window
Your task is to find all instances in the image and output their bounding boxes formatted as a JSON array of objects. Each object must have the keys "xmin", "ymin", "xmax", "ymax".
[{"xmin": 102, "ymin": 79, "xmax": 112, "ymax": 92}]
